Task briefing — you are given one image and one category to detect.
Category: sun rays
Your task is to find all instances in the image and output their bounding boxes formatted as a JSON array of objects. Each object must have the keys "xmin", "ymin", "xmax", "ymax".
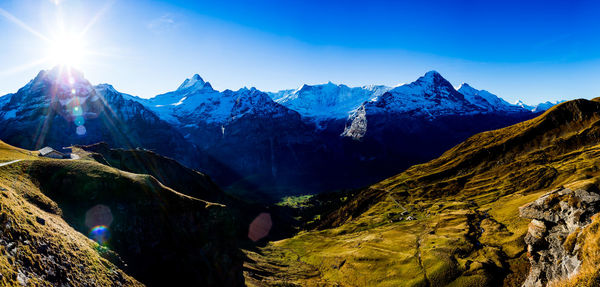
[
  {"xmin": 0, "ymin": 1, "xmax": 115, "ymax": 73},
  {"xmin": 47, "ymin": 33, "xmax": 86, "ymax": 67}
]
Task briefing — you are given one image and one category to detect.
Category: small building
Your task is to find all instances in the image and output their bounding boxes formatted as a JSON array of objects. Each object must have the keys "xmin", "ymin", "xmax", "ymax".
[{"xmin": 38, "ymin": 147, "xmax": 66, "ymax": 159}]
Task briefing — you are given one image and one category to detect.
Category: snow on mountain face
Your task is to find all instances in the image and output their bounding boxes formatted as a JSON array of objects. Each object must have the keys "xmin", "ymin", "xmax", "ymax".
[
  {"xmin": 140, "ymin": 76, "xmax": 295, "ymax": 125},
  {"xmin": 270, "ymin": 82, "xmax": 391, "ymax": 120},
  {"xmin": 513, "ymin": 100, "xmax": 563, "ymax": 113},
  {"xmin": 177, "ymin": 74, "xmax": 207, "ymax": 90},
  {"xmin": 514, "ymin": 100, "xmax": 534, "ymax": 111},
  {"xmin": 458, "ymin": 83, "xmax": 522, "ymax": 112},
  {"xmin": 340, "ymin": 71, "xmax": 549, "ymax": 139},
  {"xmin": 532, "ymin": 100, "xmax": 565, "ymax": 112},
  {"xmin": 362, "ymin": 71, "xmax": 481, "ymax": 116},
  {"xmin": 0, "ymin": 67, "xmax": 101, "ymax": 125}
]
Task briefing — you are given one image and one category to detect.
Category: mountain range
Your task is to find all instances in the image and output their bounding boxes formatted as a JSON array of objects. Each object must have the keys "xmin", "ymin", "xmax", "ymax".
[{"xmin": 0, "ymin": 67, "xmax": 559, "ymax": 201}]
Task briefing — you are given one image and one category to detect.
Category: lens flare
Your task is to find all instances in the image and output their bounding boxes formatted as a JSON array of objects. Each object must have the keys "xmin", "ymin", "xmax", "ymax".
[
  {"xmin": 248, "ymin": 212, "xmax": 272, "ymax": 242},
  {"xmin": 48, "ymin": 33, "xmax": 86, "ymax": 67},
  {"xmin": 85, "ymin": 204, "xmax": 113, "ymax": 228},
  {"xmin": 76, "ymin": 125, "xmax": 86, "ymax": 135},
  {"xmin": 74, "ymin": 116, "xmax": 85, "ymax": 126},
  {"xmin": 89, "ymin": 225, "xmax": 110, "ymax": 245},
  {"xmin": 72, "ymin": 106, "xmax": 82, "ymax": 116}
]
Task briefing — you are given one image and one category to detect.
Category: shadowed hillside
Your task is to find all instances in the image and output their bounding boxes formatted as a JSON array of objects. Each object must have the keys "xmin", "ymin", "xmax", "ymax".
[
  {"xmin": 0, "ymin": 141, "xmax": 244, "ymax": 286},
  {"xmin": 72, "ymin": 142, "xmax": 228, "ymax": 203}
]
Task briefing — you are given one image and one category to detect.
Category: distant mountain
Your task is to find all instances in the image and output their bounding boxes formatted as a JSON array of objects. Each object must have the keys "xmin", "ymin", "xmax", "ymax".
[
  {"xmin": 457, "ymin": 83, "xmax": 522, "ymax": 112},
  {"xmin": 268, "ymin": 82, "xmax": 390, "ymax": 122},
  {"xmin": 269, "ymin": 71, "xmax": 548, "ymax": 125},
  {"xmin": 515, "ymin": 99, "xmax": 565, "ymax": 113},
  {"xmin": 532, "ymin": 100, "xmax": 565, "ymax": 112},
  {"xmin": 341, "ymin": 71, "xmax": 534, "ymax": 139},
  {"xmin": 0, "ymin": 68, "xmax": 562, "ymax": 201}
]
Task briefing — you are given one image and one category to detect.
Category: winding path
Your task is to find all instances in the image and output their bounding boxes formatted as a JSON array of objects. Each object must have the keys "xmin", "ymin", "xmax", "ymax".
[{"xmin": 0, "ymin": 159, "xmax": 22, "ymax": 167}]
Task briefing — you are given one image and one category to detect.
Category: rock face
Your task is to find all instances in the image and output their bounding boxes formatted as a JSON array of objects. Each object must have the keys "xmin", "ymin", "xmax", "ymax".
[{"xmin": 520, "ymin": 185, "xmax": 600, "ymax": 287}]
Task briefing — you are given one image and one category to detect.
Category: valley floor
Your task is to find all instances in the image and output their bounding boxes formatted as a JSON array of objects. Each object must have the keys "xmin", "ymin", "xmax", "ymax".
[{"xmin": 243, "ymin": 189, "xmax": 542, "ymax": 287}]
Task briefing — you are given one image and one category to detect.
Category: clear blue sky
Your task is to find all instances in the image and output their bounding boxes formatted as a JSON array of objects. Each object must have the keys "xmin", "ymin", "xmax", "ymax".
[{"xmin": 1, "ymin": 0, "xmax": 599, "ymax": 104}]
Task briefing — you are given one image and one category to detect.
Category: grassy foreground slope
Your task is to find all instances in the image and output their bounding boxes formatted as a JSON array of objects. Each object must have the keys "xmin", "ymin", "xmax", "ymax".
[
  {"xmin": 0, "ymin": 142, "xmax": 142, "ymax": 286},
  {"xmin": 0, "ymin": 141, "xmax": 244, "ymax": 286},
  {"xmin": 246, "ymin": 98, "xmax": 600, "ymax": 286}
]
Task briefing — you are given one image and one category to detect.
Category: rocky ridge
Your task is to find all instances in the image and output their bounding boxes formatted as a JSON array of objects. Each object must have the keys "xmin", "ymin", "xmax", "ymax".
[{"xmin": 520, "ymin": 183, "xmax": 600, "ymax": 287}]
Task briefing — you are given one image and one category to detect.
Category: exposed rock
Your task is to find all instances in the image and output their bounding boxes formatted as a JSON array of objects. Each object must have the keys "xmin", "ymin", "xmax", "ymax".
[
  {"xmin": 35, "ymin": 216, "xmax": 45, "ymax": 225},
  {"xmin": 520, "ymin": 186, "xmax": 600, "ymax": 286},
  {"xmin": 16, "ymin": 271, "xmax": 27, "ymax": 286}
]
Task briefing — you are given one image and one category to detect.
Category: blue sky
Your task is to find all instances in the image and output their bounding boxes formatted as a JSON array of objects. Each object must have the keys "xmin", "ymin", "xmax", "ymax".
[{"xmin": 0, "ymin": 0, "xmax": 599, "ymax": 104}]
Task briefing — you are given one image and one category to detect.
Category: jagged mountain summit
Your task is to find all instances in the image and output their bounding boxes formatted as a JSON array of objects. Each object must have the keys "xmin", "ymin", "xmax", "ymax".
[
  {"xmin": 341, "ymin": 71, "xmax": 536, "ymax": 140},
  {"xmin": 269, "ymin": 70, "xmax": 552, "ymax": 125}
]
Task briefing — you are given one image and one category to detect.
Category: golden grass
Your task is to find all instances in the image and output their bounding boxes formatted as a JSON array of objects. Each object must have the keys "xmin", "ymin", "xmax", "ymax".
[
  {"xmin": 0, "ymin": 141, "xmax": 142, "ymax": 286},
  {"xmin": 551, "ymin": 215, "xmax": 600, "ymax": 287},
  {"xmin": 0, "ymin": 140, "xmax": 38, "ymax": 161}
]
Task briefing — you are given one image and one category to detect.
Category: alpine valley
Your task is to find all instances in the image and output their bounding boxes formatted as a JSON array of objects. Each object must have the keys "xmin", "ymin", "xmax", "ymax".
[{"xmin": 8, "ymin": 67, "xmax": 600, "ymax": 287}]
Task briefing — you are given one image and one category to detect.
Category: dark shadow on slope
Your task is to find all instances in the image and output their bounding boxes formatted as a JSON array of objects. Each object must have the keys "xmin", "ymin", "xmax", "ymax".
[{"xmin": 24, "ymin": 160, "xmax": 245, "ymax": 287}]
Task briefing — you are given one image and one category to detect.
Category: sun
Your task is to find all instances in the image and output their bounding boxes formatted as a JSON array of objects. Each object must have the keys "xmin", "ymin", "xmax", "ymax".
[{"xmin": 47, "ymin": 33, "xmax": 86, "ymax": 67}]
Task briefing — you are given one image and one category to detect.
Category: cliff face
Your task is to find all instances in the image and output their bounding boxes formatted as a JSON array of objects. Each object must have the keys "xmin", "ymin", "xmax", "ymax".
[{"xmin": 520, "ymin": 183, "xmax": 600, "ymax": 287}]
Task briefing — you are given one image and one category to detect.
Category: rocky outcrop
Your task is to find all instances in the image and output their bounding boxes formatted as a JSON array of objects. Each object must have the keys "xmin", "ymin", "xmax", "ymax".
[{"xmin": 519, "ymin": 185, "xmax": 600, "ymax": 287}]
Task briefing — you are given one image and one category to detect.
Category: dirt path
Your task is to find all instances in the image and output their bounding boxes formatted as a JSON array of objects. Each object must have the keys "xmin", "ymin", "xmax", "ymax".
[{"xmin": 0, "ymin": 159, "xmax": 22, "ymax": 167}]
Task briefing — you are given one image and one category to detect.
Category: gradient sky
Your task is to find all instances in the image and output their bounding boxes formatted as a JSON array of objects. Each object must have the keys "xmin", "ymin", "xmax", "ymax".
[{"xmin": 1, "ymin": 0, "xmax": 600, "ymax": 104}]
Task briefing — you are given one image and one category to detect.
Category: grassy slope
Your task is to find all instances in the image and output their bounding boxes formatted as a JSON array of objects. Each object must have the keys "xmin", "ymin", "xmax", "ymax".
[
  {"xmin": 245, "ymin": 99, "xmax": 600, "ymax": 286},
  {"xmin": 0, "ymin": 142, "xmax": 142, "ymax": 286},
  {"xmin": 0, "ymin": 140, "xmax": 38, "ymax": 161},
  {"xmin": 71, "ymin": 142, "xmax": 228, "ymax": 203},
  {"xmin": 0, "ymin": 141, "xmax": 244, "ymax": 286}
]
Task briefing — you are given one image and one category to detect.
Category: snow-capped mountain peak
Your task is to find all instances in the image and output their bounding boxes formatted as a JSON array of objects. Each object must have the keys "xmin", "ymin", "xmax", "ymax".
[
  {"xmin": 514, "ymin": 100, "xmax": 564, "ymax": 113},
  {"xmin": 422, "ymin": 70, "xmax": 441, "ymax": 79},
  {"xmin": 457, "ymin": 83, "xmax": 519, "ymax": 112},
  {"xmin": 177, "ymin": 74, "xmax": 212, "ymax": 91},
  {"xmin": 396, "ymin": 70, "xmax": 457, "ymax": 94},
  {"xmin": 457, "ymin": 83, "xmax": 476, "ymax": 93},
  {"xmin": 269, "ymin": 81, "xmax": 391, "ymax": 121},
  {"xmin": 514, "ymin": 100, "xmax": 534, "ymax": 111}
]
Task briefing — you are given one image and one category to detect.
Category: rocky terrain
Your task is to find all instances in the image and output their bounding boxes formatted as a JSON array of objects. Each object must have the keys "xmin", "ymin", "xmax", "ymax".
[{"xmin": 520, "ymin": 184, "xmax": 600, "ymax": 286}]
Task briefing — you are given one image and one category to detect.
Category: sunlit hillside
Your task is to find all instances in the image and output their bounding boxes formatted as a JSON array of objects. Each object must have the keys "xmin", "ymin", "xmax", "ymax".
[{"xmin": 245, "ymin": 99, "xmax": 600, "ymax": 286}]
